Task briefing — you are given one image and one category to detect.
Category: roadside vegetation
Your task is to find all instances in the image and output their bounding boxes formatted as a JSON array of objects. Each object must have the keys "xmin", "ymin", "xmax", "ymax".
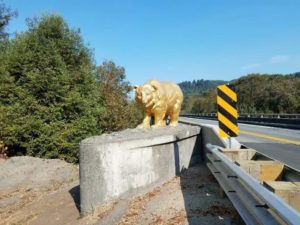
[
  {"xmin": 178, "ymin": 79, "xmax": 226, "ymax": 112},
  {"xmin": 1, "ymin": 2, "xmax": 299, "ymax": 163},
  {"xmin": 0, "ymin": 3, "xmax": 142, "ymax": 162},
  {"xmin": 180, "ymin": 73, "xmax": 300, "ymax": 114}
]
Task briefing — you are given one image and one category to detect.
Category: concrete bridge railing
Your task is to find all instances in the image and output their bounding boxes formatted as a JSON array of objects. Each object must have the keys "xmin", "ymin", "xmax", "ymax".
[{"xmin": 79, "ymin": 124, "xmax": 203, "ymax": 214}]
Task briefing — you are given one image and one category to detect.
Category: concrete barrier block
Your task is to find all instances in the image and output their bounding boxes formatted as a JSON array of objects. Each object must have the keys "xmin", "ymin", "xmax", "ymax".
[
  {"xmin": 79, "ymin": 124, "xmax": 201, "ymax": 214},
  {"xmin": 236, "ymin": 160, "xmax": 284, "ymax": 182},
  {"xmin": 264, "ymin": 181, "xmax": 300, "ymax": 212},
  {"xmin": 218, "ymin": 147, "xmax": 256, "ymax": 161}
]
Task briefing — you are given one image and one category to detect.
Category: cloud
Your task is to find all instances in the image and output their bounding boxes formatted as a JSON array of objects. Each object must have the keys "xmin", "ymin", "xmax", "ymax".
[
  {"xmin": 242, "ymin": 63, "xmax": 261, "ymax": 70},
  {"xmin": 242, "ymin": 55, "xmax": 290, "ymax": 70},
  {"xmin": 270, "ymin": 55, "xmax": 290, "ymax": 64}
]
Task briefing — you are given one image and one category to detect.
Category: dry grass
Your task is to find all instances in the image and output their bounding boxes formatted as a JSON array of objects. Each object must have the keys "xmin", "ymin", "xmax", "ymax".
[
  {"xmin": 118, "ymin": 186, "xmax": 162, "ymax": 225},
  {"xmin": 6, "ymin": 213, "xmax": 38, "ymax": 225},
  {"xmin": 149, "ymin": 210, "xmax": 187, "ymax": 225},
  {"xmin": 95, "ymin": 201, "xmax": 118, "ymax": 219}
]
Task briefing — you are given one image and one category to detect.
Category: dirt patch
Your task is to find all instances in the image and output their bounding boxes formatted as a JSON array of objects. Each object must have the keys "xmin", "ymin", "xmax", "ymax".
[
  {"xmin": 188, "ymin": 204, "xmax": 236, "ymax": 217},
  {"xmin": 0, "ymin": 156, "xmax": 106, "ymax": 225},
  {"xmin": 1, "ymin": 157, "xmax": 243, "ymax": 225},
  {"xmin": 96, "ymin": 201, "xmax": 118, "ymax": 220},
  {"xmin": 118, "ymin": 184, "xmax": 163, "ymax": 225},
  {"xmin": 0, "ymin": 156, "xmax": 78, "ymax": 192},
  {"xmin": 108, "ymin": 164, "xmax": 243, "ymax": 225}
]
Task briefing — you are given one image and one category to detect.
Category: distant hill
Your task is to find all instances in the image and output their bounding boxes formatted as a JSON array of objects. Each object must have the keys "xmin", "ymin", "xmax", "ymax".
[
  {"xmin": 289, "ymin": 72, "xmax": 300, "ymax": 77},
  {"xmin": 178, "ymin": 79, "xmax": 227, "ymax": 96},
  {"xmin": 182, "ymin": 73, "xmax": 300, "ymax": 114},
  {"xmin": 178, "ymin": 79, "xmax": 227, "ymax": 112}
]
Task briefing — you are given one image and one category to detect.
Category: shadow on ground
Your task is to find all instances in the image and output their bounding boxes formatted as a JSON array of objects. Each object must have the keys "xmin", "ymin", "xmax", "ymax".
[
  {"xmin": 69, "ymin": 185, "xmax": 81, "ymax": 213},
  {"xmin": 174, "ymin": 139, "xmax": 244, "ymax": 225}
]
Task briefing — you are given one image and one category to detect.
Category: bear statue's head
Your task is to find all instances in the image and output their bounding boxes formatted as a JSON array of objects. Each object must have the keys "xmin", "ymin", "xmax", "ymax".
[{"xmin": 133, "ymin": 80, "xmax": 160, "ymax": 108}]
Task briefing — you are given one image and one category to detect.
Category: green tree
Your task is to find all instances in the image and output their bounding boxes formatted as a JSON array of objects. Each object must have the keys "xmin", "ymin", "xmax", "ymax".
[
  {"xmin": 187, "ymin": 73, "xmax": 300, "ymax": 114},
  {"xmin": 0, "ymin": 14, "xmax": 103, "ymax": 162},
  {"xmin": 96, "ymin": 60, "xmax": 142, "ymax": 132},
  {"xmin": 179, "ymin": 79, "xmax": 226, "ymax": 112},
  {"xmin": 0, "ymin": 1, "xmax": 17, "ymax": 48},
  {"xmin": 190, "ymin": 90, "xmax": 217, "ymax": 113}
]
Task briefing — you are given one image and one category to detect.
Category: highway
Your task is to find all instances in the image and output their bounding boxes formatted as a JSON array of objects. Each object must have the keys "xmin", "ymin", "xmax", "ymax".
[{"xmin": 180, "ymin": 117, "xmax": 300, "ymax": 171}]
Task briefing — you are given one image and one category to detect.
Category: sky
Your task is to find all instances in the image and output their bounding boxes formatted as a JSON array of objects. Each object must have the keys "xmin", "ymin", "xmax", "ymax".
[{"xmin": 5, "ymin": 0, "xmax": 300, "ymax": 85}]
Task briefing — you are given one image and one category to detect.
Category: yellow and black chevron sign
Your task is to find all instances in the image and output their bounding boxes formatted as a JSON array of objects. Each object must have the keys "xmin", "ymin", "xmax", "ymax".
[{"xmin": 217, "ymin": 84, "xmax": 238, "ymax": 138}]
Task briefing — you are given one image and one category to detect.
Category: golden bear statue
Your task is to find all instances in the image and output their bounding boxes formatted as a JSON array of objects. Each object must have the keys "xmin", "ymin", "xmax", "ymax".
[{"xmin": 134, "ymin": 80, "xmax": 183, "ymax": 128}]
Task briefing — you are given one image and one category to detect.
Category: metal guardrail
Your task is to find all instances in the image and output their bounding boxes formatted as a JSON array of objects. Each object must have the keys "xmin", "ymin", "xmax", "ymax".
[
  {"xmin": 181, "ymin": 113, "xmax": 300, "ymax": 129},
  {"xmin": 206, "ymin": 144, "xmax": 300, "ymax": 225},
  {"xmin": 182, "ymin": 113, "xmax": 300, "ymax": 119},
  {"xmin": 239, "ymin": 114, "xmax": 300, "ymax": 119}
]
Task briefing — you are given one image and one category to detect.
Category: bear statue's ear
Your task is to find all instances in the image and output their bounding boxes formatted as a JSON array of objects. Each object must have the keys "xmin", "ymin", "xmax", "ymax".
[{"xmin": 150, "ymin": 80, "xmax": 161, "ymax": 91}]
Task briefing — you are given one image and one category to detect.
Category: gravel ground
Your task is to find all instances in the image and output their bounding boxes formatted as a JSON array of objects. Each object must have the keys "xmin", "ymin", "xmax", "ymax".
[
  {"xmin": 0, "ymin": 156, "xmax": 82, "ymax": 225},
  {"xmin": 0, "ymin": 157, "xmax": 242, "ymax": 225},
  {"xmin": 113, "ymin": 164, "xmax": 242, "ymax": 225},
  {"xmin": 0, "ymin": 156, "xmax": 78, "ymax": 193}
]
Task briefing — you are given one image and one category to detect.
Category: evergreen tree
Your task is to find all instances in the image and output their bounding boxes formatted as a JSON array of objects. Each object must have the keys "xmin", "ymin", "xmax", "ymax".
[
  {"xmin": 0, "ymin": 15, "xmax": 103, "ymax": 162},
  {"xmin": 0, "ymin": 1, "xmax": 17, "ymax": 48}
]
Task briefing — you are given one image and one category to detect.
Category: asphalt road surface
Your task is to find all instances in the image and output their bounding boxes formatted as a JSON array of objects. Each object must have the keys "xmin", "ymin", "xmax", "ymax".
[{"xmin": 180, "ymin": 117, "xmax": 300, "ymax": 171}]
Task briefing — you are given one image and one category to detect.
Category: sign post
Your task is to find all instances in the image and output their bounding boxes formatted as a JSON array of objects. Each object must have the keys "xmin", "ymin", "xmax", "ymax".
[{"xmin": 217, "ymin": 84, "xmax": 238, "ymax": 147}]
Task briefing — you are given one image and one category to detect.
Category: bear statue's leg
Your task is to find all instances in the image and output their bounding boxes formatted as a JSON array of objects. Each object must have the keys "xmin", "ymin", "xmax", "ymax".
[
  {"xmin": 170, "ymin": 111, "xmax": 180, "ymax": 126},
  {"xmin": 137, "ymin": 114, "xmax": 151, "ymax": 128},
  {"xmin": 170, "ymin": 103, "xmax": 181, "ymax": 126},
  {"xmin": 152, "ymin": 109, "xmax": 166, "ymax": 128}
]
